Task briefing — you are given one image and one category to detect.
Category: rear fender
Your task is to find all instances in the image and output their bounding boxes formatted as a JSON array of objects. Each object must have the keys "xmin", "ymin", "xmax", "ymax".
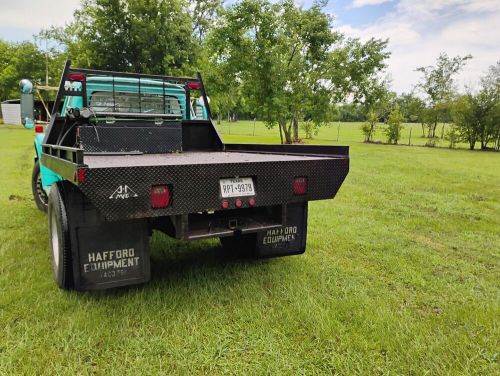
[{"xmin": 34, "ymin": 133, "xmax": 63, "ymax": 191}]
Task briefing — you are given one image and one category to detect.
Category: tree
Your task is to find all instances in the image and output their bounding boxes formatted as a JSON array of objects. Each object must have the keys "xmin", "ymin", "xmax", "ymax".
[
  {"xmin": 338, "ymin": 103, "xmax": 365, "ymax": 121},
  {"xmin": 43, "ymin": 0, "xmax": 197, "ymax": 75},
  {"xmin": 358, "ymin": 83, "xmax": 393, "ymax": 143},
  {"xmin": 301, "ymin": 97, "xmax": 336, "ymax": 139},
  {"xmin": 451, "ymin": 95, "xmax": 477, "ymax": 150},
  {"xmin": 395, "ymin": 92, "xmax": 426, "ymax": 135},
  {"xmin": 450, "ymin": 62, "xmax": 500, "ymax": 150},
  {"xmin": 416, "ymin": 53, "xmax": 472, "ymax": 138},
  {"xmin": 469, "ymin": 91, "xmax": 496, "ymax": 149},
  {"xmin": 300, "ymin": 121, "xmax": 319, "ymax": 139},
  {"xmin": 490, "ymin": 101, "xmax": 500, "ymax": 150},
  {"xmin": 189, "ymin": 0, "xmax": 224, "ymax": 42},
  {"xmin": 445, "ymin": 124, "xmax": 460, "ymax": 149},
  {"xmin": 361, "ymin": 110, "xmax": 378, "ymax": 142},
  {"xmin": 0, "ymin": 39, "xmax": 48, "ymax": 101},
  {"xmin": 208, "ymin": 0, "xmax": 389, "ymax": 143},
  {"xmin": 477, "ymin": 61, "xmax": 500, "ymax": 149},
  {"xmin": 385, "ymin": 105, "xmax": 404, "ymax": 144},
  {"xmin": 200, "ymin": 41, "xmax": 245, "ymax": 124}
]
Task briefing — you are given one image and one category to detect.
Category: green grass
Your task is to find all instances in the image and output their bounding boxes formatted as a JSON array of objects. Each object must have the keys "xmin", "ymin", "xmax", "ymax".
[{"xmin": 0, "ymin": 124, "xmax": 499, "ymax": 375}]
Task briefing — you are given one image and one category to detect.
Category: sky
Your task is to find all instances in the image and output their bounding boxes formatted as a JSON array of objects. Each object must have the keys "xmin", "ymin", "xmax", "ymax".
[{"xmin": 0, "ymin": 0, "xmax": 499, "ymax": 94}]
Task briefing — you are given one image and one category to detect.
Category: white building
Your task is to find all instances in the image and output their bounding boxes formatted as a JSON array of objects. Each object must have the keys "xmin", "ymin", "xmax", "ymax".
[{"xmin": 1, "ymin": 100, "xmax": 22, "ymax": 125}]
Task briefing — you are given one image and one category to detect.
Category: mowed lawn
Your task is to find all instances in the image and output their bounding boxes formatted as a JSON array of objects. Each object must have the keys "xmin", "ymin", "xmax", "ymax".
[
  {"xmin": 0, "ymin": 123, "xmax": 499, "ymax": 375},
  {"xmin": 216, "ymin": 120, "xmax": 477, "ymax": 150}
]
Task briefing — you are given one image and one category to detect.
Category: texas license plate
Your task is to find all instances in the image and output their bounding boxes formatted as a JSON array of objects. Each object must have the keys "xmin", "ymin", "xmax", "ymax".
[{"xmin": 219, "ymin": 177, "xmax": 255, "ymax": 198}]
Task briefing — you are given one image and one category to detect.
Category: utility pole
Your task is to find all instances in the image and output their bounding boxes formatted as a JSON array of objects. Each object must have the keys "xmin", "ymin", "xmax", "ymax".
[{"xmin": 45, "ymin": 39, "xmax": 49, "ymax": 86}]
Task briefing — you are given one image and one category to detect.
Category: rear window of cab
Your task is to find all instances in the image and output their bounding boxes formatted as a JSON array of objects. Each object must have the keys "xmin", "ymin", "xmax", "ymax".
[{"xmin": 89, "ymin": 91, "xmax": 182, "ymax": 116}]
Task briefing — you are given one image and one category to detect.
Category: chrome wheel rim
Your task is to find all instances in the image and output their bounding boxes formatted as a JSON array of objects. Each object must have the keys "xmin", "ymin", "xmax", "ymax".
[{"xmin": 50, "ymin": 210, "xmax": 60, "ymax": 269}]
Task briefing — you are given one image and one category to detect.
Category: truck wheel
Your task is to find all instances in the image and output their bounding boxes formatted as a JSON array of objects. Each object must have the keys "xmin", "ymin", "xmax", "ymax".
[
  {"xmin": 48, "ymin": 183, "xmax": 73, "ymax": 290},
  {"xmin": 32, "ymin": 162, "xmax": 48, "ymax": 212},
  {"xmin": 220, "ymin": 234, "xmax": 258, "ymax": 258}
]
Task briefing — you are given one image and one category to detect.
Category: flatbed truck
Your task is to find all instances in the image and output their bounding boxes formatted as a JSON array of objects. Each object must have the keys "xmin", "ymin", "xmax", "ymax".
[{"xmin": 22, "ymin": 60, "xmax": 349, "ymax": 291}]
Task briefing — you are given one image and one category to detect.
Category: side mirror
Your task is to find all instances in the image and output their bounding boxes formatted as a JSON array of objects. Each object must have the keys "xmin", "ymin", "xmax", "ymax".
[
  {"xmin": 24, "ymin": 118, "xmax": 35, "ymax": 129},
  {"xmin": 19, "ymin": 79, "xmax": 34, "ymax": 128}
]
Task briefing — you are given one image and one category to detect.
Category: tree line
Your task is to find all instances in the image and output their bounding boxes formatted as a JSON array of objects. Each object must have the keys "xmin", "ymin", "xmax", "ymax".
[
  {"xmin": 0, "ymin": 0, "xmax": 388, "ymax": 142},
  {"xmin": 0, "ymin": 0, "xmax": 498, "ymax": 149},
  {"xmin": 357, "ymin": 54, "xmax": 500, "ymax": 150}
]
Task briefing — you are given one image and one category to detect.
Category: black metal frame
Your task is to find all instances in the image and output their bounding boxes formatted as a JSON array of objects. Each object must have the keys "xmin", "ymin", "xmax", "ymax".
[
  {"xmin": 43, "ymin": 59, "xmax": 224, "ymax": 179},
  {"xmin": 51, "ymin": 60, "xmax": 211, "ymax": 121}
]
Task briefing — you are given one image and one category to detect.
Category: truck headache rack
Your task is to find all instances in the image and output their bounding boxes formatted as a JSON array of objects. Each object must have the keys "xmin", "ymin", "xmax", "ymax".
[
  {"xmin": 52, "ymin": 60, "xmax": 212, "ymax": 120},
  {"xmin": 42, "ymin": 60, "xmax": 224, "ymax": 172}
]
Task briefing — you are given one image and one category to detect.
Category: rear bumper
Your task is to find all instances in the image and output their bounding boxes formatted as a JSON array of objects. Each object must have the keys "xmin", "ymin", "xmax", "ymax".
[{"xmin": 77, "ymin": 153, "xmax": 349, "ymax": 221}]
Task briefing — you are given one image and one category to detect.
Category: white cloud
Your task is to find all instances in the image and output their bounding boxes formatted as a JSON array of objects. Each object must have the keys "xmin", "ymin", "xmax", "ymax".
[
  {"xmin": 338, "ymin": 0, "xmax": 500, "ymax": 93},
  {"xmin": 0, "ymin": 0, "xmax": 80, "ymax": 34},
  {"xmin": 351, "ymin": 0, "xmax": 394, "ymax": 7},
  {"xmin": 458, "ymin": 0, "xmax": 500, "ymax": 13}
]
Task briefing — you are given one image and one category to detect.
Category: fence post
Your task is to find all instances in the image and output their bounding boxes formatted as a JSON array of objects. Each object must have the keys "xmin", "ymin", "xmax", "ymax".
[
  {"xmin": 253, "ymin": 118, "xmax": 256, "ymax": 136},
  {"xmin": 408, "ymin": 127, "xmax": 412, "ymax": 146}
]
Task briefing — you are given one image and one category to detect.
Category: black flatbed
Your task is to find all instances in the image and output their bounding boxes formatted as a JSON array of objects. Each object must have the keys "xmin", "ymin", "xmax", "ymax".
[{"xmin": 83, "ymin": 151, "xmax": 334, "ymax": 169}]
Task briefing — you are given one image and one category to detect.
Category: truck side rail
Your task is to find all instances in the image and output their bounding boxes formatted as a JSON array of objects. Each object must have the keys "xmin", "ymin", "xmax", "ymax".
[
  {"xmin": 42, "ymin": 144, "xmax": 84, "ymax": 183},
  {"xmin": 224, "ymin": 144, "xmax": 349, "ymax": 158}
]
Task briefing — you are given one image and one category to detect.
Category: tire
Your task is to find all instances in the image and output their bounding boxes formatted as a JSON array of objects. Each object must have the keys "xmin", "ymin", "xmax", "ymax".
[
  {"xmin": 32, "ymin": 162, "xmax": 48, "ymax": 213},
  {"xmin": 220, "ymin": 233, "xmax": 258, "ymax": 258},
  {"xmin": 48, "ymin": 183, "xmax": 73, "ymax": 290}
]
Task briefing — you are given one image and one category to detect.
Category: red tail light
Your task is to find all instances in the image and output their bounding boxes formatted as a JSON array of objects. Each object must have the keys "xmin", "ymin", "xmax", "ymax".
[
  {"xmin": 35, "ymin": 125, "xmax": 44, "ymax": 133},
  {"xmin": 151, "ymin": 185, "xmax": 171, "ymax": 208},
  {"xmin": 68, "ymin": 73, "xmax": 85, "ymax": 82},
  {"xmin": 187, "ymin": 82, "xmax": 201, "ymax": 90},
  {"xmin": 293, "ymin": 177, "xmax": 308, "ymax": 195},
  {"xmin": 77, "ymin": 168, "xmax": 86, "ymax": 183}
]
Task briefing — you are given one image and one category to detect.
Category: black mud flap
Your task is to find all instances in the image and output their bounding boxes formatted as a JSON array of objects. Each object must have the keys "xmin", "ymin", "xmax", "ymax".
[
  {"xmin": 72, "ymin": 220, "xmax": 150, "ymax": 291},
  {"xmin": 62, "ymin": 183, "xmax": 151, "ymax": 291},
  {"xmin": 255, "ymin": 202, "xmax": 308, "ymax": 258}
]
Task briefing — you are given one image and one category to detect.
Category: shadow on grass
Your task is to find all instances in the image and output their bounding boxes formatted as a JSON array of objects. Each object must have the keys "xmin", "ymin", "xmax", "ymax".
[
  {"xmin": 150, "ymin": 234, "xmax": 268, "ymax": 279},
  {"xmin": 79, "ymin": 231, "xmax": 275, "ymax": 300}
]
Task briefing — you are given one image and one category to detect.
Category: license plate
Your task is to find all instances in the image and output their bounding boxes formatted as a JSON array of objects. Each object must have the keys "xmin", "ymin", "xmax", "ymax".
[{"xmin": 219, "ymin": 177, "xmax": 255, "ymax": 198}]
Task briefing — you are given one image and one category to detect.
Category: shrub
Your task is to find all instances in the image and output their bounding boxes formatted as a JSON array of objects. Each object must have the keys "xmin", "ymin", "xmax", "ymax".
[
  {"xmin": 445, "ymin": 124, "xmax": 460, "ymax": 148},
  {"xmin": 385, "ymin": 106, "xmax": 404, "ymax": 144},
  {"xmin": 361, "ymin": 110, "xmax": 378, "ymax": 142},
  {"xmin": 425, "ymin": 138, "xmax": 439, "ymax": 147},
  {"xmin": 300, "ymin": 121, "xmax": 320, "ymax": 139}
]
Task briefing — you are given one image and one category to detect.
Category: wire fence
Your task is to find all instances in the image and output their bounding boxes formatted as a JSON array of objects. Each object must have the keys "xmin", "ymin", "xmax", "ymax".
[{"xmin": 214, "ymin": 120, "xmax": 476, "ymax": 149}]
